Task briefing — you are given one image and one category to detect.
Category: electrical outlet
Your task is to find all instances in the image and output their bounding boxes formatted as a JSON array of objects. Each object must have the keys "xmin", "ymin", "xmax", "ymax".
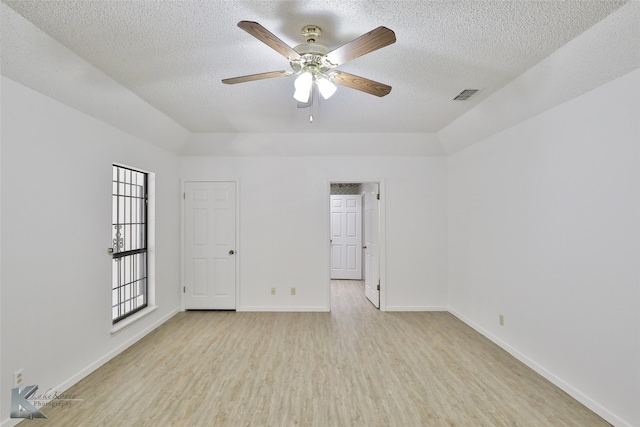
[
  {"xmin": 499, "ymin": 314, "xmax": 504, "ymax": 326},
  {"xmin": 14, "ymin": 369, "xmax": 24, "ymax": 388},
  {"xmin": 270, "ymin": 288, "xmax": 276, "ymax": 295},
  {"xmin": 291, "ymin": 287, "xmax": 296, "ymax": 295}
]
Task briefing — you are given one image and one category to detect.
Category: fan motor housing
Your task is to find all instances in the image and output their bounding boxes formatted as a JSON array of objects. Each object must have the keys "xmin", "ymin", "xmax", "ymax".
[
  {"xmin": 290, "ymin": 25, "xmax": 336, "ymax": 74},
  {"xmin": 293, "ymin": 42, "xmax": 329, "ymax": 56}
]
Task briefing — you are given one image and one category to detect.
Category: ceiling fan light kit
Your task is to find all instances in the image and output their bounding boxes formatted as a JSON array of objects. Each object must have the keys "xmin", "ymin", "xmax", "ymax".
[
  {"xmin": 293, "ymin": 72, "xmax": 313, "ymax": 102},
  {"xmin": 317, "ymin": 77, "xmax": 337, "ymax": 99},
  {"xmin": 222, "ymin": 21, "xmax": 396, "ymax": 121}
]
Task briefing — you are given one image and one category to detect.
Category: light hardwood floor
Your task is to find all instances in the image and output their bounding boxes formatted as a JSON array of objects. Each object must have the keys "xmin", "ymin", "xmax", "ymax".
[{"xmin": 22, "ymin": 281, "xmax": 610, "ymax": 426}]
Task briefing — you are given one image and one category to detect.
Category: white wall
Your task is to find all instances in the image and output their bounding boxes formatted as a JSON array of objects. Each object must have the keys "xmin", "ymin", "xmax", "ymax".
[
  {"xmin": 0, "ymin": 2, "xmax": 189, "ymax": 154},
  {"xmin": 184, "ymin": 132, "xmax": 444, "ymax": 156},
  {"xmin": 180, "ymin": 154, "xmax": 448, "ymax": 311},
  {"xmin": 447, "ymin": 69, "xmax": 640, "ymax": 426},
  {"xmin": 0, "ymin": 77, "xmax": 182, "ymax": 425},
  {"xmin": 438, "ymin": 0, "xmax": 640, "ymax": 155}
]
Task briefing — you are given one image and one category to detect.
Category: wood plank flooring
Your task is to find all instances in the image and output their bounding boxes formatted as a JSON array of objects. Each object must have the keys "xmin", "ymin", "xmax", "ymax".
[{"xmin": 21, "ymin": 281, "xmax": 610, "ymax": 426}]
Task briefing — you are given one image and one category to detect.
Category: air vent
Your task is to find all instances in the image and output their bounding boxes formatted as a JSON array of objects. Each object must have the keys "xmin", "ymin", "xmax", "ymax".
[{"xmin": 453, "ymin": 89, "xmax": 480, "ymax": 101}]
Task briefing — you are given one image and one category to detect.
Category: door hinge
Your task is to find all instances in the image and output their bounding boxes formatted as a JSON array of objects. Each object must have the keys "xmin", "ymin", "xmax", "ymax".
[
  {"xmin": 376, "ymin": 193, "xmax": 380, "ymax": 200},
  {"xmin": 183, "ymin": 286, "xmax": 186, "ymax": 293},
  {"xmin": 377, "ymin": 280, "xmax": 380, "ymax": 291},
  {"xmin": 183, "ymin": 193, "xmax": 185, "ymax": 200}
]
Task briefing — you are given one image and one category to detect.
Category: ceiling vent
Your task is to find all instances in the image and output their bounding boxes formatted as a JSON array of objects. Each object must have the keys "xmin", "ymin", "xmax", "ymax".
[{"xmin": 453, "ymin": 89, "xmax": 480, "ymax": 101}]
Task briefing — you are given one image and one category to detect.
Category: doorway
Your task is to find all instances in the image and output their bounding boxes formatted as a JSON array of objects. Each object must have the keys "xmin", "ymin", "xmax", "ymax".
[
  {"xmin": 329, "ymin": 181, "xmax": 383, "ymax": 309},
  {"xmin": 183, "ymin": 181, "xmax": 237, "ymax": 310},
  {"xmin": 330, "ymin": 194, "xmax": 363, "ymax": 280}
]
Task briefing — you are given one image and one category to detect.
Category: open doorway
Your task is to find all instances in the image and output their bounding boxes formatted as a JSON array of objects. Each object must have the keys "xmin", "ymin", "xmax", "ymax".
[{"xmin": 329, "ymin": 182, "xmax": 383, "ymax": 309}]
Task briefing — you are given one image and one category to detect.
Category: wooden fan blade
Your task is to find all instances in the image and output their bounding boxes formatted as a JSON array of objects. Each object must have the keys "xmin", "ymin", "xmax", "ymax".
[
  {"xmin": 331, "ymin": 71, "xmax": 392, "ymax": 97},
  {"xmin": 237, "ymin": 21, "xmax": 301, "ymax": 61},
  {"xmin": 325, "ymin": 26, "xmax": 396, "ymax": 66},
  {"xmin": 222, "ymin": 70, "xmax": 290, "ymax": 85}
]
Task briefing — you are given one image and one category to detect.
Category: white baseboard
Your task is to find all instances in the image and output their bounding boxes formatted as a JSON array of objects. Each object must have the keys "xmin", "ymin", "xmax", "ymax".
[
  {"xmin": 448, "ymin": 308, "xmax": 632, "ymax": 427},
  {"xmin": 385, "ymin": 306, "xmax": 448, "ymax": 311},
  {"xmin": 58, "ymin": 307, "xmax": 180, "ymax": 391},
  {"xmin": 1, "ymin": 307, "xmax": 180, "ymax": 427},
  {"xmin": 0, "ymin": 414, "xmax": 20, "ymax": 426},
  {"xmin": 238, "ymin": 306, "xmax": 330, "ymax": 312}
]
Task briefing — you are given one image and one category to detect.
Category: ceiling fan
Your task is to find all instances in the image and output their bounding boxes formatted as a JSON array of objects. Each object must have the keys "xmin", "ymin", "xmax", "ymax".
[{"xmin": 222, "ymin": 21, "xmax": 396, "ymax": 110}]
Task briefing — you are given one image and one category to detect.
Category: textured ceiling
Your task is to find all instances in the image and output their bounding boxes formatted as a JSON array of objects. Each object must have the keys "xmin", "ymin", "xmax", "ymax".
[{"xmin": 1, "ymin": 0, "xmax": 629, "ymax": 134}]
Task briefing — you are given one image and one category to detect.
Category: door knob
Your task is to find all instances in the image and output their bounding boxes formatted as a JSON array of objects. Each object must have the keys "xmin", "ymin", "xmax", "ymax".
[{"xmin": 229, "ymin": 250, "xmax": 235, "ymax": 255}]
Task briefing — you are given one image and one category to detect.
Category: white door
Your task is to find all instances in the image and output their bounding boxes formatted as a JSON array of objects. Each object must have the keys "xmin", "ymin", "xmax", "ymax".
[
  {"xmin": 363, "ymin": 184, "xmax": 380, "ymax": 307},
  {"xmin": 184, "ymin": 182, "xmax": 236, "ymax": 309},
  {"xmin": 330, "ymin": 195, "xmax": 362, "ymax": 280}
]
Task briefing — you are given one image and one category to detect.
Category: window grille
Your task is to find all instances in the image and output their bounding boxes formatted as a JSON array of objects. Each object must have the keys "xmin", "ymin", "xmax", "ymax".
[{"xmin": 112, "ymin": 165, "xmax": 148, "ymax": 323}]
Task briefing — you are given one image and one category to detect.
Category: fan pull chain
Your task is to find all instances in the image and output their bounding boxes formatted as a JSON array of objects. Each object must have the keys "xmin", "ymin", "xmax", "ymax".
[{"xmin": 309, "ymin": 82, "xmax": 316, "ymax": 123}]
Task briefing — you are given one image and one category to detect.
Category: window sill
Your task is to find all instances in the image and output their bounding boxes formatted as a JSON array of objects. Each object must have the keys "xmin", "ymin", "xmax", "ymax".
[{"xmin": 110, "ymin": 305, "xmax": 158, "ymax": 335}]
